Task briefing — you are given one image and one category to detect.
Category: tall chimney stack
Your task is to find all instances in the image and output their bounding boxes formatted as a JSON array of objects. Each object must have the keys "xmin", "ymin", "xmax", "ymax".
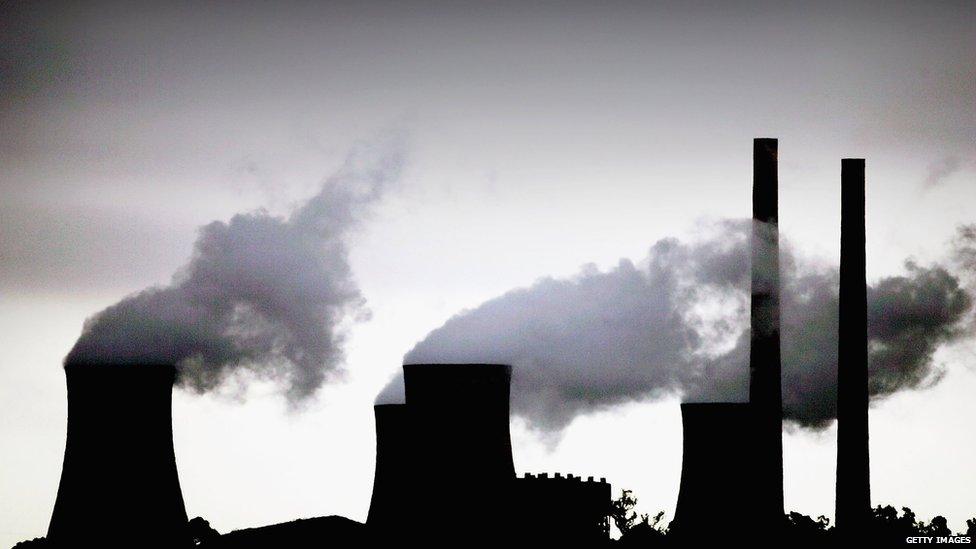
[
  {"xmin": 749, "ymin": 138, "xmax": 785, "ymax": 524},
  {"xmin": 835, "ymin": 158, "xmax": 871, "ymax": 537},
  {"xmin": 48, "ymin": 364, "xmax": 190, "ymax": 548}
]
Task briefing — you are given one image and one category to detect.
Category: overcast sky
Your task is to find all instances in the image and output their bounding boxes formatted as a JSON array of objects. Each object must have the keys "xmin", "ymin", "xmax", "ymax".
[{"xmin": 1, "ymin": 1, "xmax": 974, "ymax": 545}]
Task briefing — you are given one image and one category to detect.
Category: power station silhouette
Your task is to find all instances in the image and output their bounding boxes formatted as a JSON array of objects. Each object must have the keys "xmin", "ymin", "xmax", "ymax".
[
  {"xmin": 370, "ymin": 363, "xmax": 520, "ymax": 545},
  {"xmin": 366, "ymin": 364, "xmax": 611, "ymax": 546},
  {"xmin": 39, "ymin": 139, "xmax": 875, "ymax": 547}
]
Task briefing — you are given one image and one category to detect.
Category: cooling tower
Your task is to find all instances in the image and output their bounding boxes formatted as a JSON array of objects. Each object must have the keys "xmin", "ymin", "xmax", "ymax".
[
  {"xmin": 402, "ymin": 363, "xmax": 516, "ymax": 544},
  {"xmin": 366, "ymin": 404, "xmax": 411, "ymax": 534},
  {"xmin": 835, "ymin": 158, "xmax": 871, "ymax": 537},
  {"xmin": 670, "ymin": 403, "xmax": 759, "ymax": 542},
  {"xmin": 47, "ymin": 363, "xmax": 190, "ymax": 548},
  {"xmin": 749, "ymin": 137, "xmax": 785, "ymax": 527},
  {"xmin": 403, "ymin": 363, "xmax": 516, "ymax": 480}
]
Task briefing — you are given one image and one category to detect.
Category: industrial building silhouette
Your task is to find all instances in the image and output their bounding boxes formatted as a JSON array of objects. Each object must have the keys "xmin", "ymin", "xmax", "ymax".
[
  {"xmin": 37, "ymin": 138, "xmax": 877, "ymax": 547},
  {"xmin": 515, "ymin": 472, "xmax": 611, "ymax": 546}
]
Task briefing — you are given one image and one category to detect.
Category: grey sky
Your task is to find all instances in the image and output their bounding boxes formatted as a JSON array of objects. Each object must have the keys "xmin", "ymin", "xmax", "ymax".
[{"xmin": 1, "ymin": 1, "xmax": 974, "ymax": 544}]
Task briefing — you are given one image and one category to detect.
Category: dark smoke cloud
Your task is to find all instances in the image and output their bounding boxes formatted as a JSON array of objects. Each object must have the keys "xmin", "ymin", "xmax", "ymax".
[
  {"xmin": 65, "ymin": 139, "xmax": 405, "ymax": 402},
  {"xmin": 392, "ymin": 220, "xmax": 972, "ymax": 432}
]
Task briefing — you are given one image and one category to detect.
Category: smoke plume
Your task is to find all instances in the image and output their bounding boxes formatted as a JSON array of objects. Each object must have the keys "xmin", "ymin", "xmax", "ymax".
[
  {"xmin": 394, "ymin": 220, "xmax": 972, "ymax": 432},
  {"xmin": 953, "ymin": 224, "xmax": 976, "ymax": 279},
  {"xmin": 65, "ymin": 139, "xmax": 405, "ymax": 402},
  {"xmin": 923, "ymin": 155, "xmax": 965, "ymax": 188}
]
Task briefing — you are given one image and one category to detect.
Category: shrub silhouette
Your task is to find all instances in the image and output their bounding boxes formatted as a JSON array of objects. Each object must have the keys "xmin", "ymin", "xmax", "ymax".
[
  {"xmin": 11, "ymin": 539, "xmax": 48, "ymax": 549},
  {"xmin": 609, "ymin": 490, "xmax": 640, "ymax": 536},
  {"xmin": 188, "ymin": 516, "xmax": 220, "ymax": 546}
]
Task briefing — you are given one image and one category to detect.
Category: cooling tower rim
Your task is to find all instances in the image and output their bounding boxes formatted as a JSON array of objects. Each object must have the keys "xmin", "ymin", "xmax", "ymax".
[
  {"xmin": 374, "ymin": 403, "xmax": 407, "ymax": 410},
  {"xmin": 63, "ymin": 362, "xmax": 176, "ymax": 370},
  {"xmin": 402, "ymin": 363, "xmax": 512, "ymax": 373},
  {"xmin": 679, "ymin": 401, "xmax": 751, "ymax": 410},
  {"xmin": 402, "ymin": 363, "xmax": 513, "ymax": 387},
  {"xmin": 61, "ymin": 363, "xmax": 178, "ymax": 384}
]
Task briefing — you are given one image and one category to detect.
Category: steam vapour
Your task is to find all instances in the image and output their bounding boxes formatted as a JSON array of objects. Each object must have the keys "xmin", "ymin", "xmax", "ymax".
[
  {"xmin": 390, "ymin": 220, "xmax": 972, "ymax": 432},
  {"xmin": 65, "ymin": 140, "xmax": 404, "ymax": 402}
]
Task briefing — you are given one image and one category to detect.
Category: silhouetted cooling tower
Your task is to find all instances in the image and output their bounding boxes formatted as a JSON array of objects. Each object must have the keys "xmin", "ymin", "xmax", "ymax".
[
  {"xmin": 402, "ymin": 363, "xmax": 516, "ymax": 544},
  {"xmin": 403, "ymin": 363, "xmax": 516, "ymax": 480},
  {"xmin": 366, "ymin": 404, "xmax": 411, "ymax": 534},
  {"xmin": 671, "ymin": 403, "xmax": 759, "ymax": 541},
  {"xmin": 749, "ymin": 137, "xmax": 785, "ymax": 526},
  {"xmin": 835, "ymin": 158, "xmax": 871, "ymax": 537},
  {"xmin": 47, "ymin": 364, "xmax": 190, "ymax": 548}
]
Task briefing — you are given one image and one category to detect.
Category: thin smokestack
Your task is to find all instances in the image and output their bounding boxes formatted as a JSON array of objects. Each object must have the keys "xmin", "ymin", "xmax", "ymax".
[
  {"xmin": 835, "ymin": 158, "xmax": 871, "ymax": 536},
  {"xmin": 749, "ymin": 138, "xmax": 785, "ymax": 522}
]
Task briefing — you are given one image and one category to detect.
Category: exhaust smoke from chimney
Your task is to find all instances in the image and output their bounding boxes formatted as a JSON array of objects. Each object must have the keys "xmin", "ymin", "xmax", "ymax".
[
  {"xmin": 392, "ymin": 221, "xmax": 972, "ymax": 435},
  {"xmin": 63, "ymin": 138, "xmax": 405, "ymax": 403}
]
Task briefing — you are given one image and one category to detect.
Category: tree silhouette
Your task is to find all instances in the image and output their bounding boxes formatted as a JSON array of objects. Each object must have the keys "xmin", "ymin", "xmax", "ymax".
[
  {"xmin": 10, "ymin": 539, "xmax": 48, "ymax": 549},
  {"xmin": 919, "ymin": 516, "xmax": 952, "ymax": 538},
  {"xmin": 870, "ymin": 504, "xmax": 919, "ymax": 542},
  {"xmin": 608, "ymin": 489, "xmax": 668, "ymax": 546},
  {"xmin": 619, "ymin": 511, "xmax": 668, "ymax": 546},
  {"xmin": 609, "ymin": 489, "xmax": 640, "ymax": 536},
  {"xmin": 188, "ymin": 516, "xmax": 220, "ymax": 546},
  {"xmin": 783, "ymin": 511, "xmax": 831, "ymax": 546}
]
